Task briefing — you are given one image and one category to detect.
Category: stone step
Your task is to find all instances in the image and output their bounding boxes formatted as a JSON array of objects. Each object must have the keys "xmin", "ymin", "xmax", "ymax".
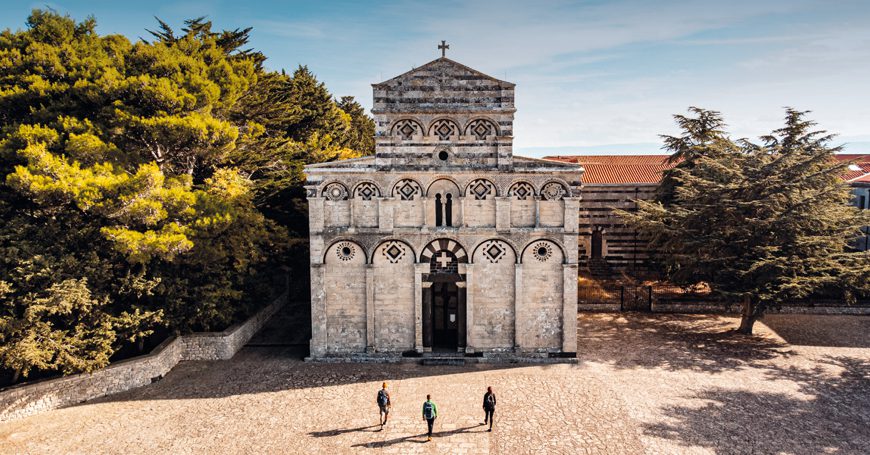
[{"xmin": 421, "ymin": 357, "xmax": 466, "ymax": 366}]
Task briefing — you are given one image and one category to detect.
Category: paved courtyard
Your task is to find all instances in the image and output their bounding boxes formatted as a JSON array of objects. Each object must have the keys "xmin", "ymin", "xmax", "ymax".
[{"xmin": 1, "ymin": 313, "xmax": 868, "ymax": 454}]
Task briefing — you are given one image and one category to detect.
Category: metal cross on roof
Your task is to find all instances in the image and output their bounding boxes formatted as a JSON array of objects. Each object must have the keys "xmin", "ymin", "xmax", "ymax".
[{"xmin": 438, "ymin": 40, "xmax": 449, "ymax": 58}]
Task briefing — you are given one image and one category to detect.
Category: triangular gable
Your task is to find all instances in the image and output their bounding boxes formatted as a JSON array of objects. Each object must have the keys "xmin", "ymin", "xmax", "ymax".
[{"xmin": 373, "ymin": 57, "xmax": 514, "ymax": 88}]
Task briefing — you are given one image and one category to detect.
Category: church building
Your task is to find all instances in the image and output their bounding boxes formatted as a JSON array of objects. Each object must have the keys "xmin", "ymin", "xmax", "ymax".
[{"xmin": 304, "ymin": 49, "xmax": 583, "ymax": 360}]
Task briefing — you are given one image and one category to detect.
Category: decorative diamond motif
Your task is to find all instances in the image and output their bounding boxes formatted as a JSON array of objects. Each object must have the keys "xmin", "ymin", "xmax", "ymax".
[
  {"xmin": 481, "ymin": 240, "xmax": 507, "ymax": 263},
  {"xmin": 467, "ymin": 179, "xmax": 495, "ymax": 200},
  {"xmin": 392, "ymin": 119, "xmax": 422, "ymax": 140},
  {"xmin": 353, "ymin": 182, "xmax": 379, "ymax": 200},
  {"xmin": 509, "ymin": 182, "xmax": 534, "ymax": 200},
  {"xmin": 429, "ymin": 119, "xmax": 459, "ymax": 140},
  {"xmin": 393, "ymin": 179, "xmax": 422, "ymax": 201},
  {"xmin": 381, "ymin": 241, "xmax": 406, "ymax": 264},
  {"xmin": 465, "ymin": 119, "xmax": 498, "ymax": 140}
]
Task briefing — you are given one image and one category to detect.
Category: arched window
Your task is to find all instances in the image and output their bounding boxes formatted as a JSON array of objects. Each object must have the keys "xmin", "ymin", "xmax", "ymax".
[
  {"xmin": 445, "ymin": 193, "xmax": 453, "ymax": 226},
  {"xmin": 435, "ymin": 194, "xmax": 443, "ymax": 226}
]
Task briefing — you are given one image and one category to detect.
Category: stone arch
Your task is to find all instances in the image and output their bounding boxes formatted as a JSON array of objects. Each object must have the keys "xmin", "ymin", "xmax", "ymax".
[
  {"xmin": 507, "ymin": 180, "xmax": 536, "ymax": 200},
  {"xmin": 323, "ymin": 239, "xmax": 367, "ymax": 354},
  {"xmin": 428, "ymin": 118, "xmax": 461, "ymax": 140},
  {"xmin": 420, "ymin": 238, "xmax": 468, "ymax": 265},
  {"xmin": 371, "ymin": 239, "xmax": 416, "ymax": 265},
  {"xmin": 520, "ymin": 239, "xmax": 566, "ymax": 264},
  {"xmin": 464, "ymin": 118, "xmax": 499, "ymax": 140},
  {"xmin": 321, "ymin": 181, "xmax": 349, "ymax": 201},
  {"xmin": 352, "ymin": 181, "xmax": 381, "ymax": 200},
  {"xmin": 539, "ymin": 180, "xmax": 571, "ymax": 200},
  {"xmin": 425, "ymin": 177, "xmax": 462, "ymax": 197},
  {"xmin": 323, "ymin": 239, "xmax": 368, "ymax": 265},
  {"xmin": 465, "ymin": 178, "xmax": 498, "ymax": 200},
  {"xmin": 371, "ymin": 239, "xmax": 416, "ymax": 351},
  {"xmin": 391, "ymin": 178, "xmax": 423, "ymax": 200},
  {"xmin": 471, "ymin": 238, "xmax": 518, "ymax": 264},
  {"xmin": 390, "ymin": 118, "xmax": 424, "ymax": 140},
  {"xmin": 518, "ymin": 239, "xmax": 565, "ymax": 351},
  {"xmin": 427, "ymin": 178, "xmax": 462, "ymax": 227}
]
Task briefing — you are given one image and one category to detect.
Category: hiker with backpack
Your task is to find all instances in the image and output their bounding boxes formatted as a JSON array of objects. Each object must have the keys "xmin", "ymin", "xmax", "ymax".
[
  {"xmin": 482, "ymin": 386, "xmax": 496, "ymax": 432},
  {"xmin": 421, "ymin": 394, "xmax": 438, "ymax": 441},
  {"xmin": 377, "ymin": 382, "xmax": 391, "ymax": 428}
]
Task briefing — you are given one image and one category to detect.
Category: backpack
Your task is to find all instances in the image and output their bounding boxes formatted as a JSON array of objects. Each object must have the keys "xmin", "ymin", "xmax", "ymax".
[
  {"xmin": 423, "ymin": 401, "xmax": 435, "ymax": 419},
  {"xmin": 485, "ymin": 393, "xmax": 495, "ymax": 409},
  {"xmin": 377, "ymin": 389, "xmax": 389, "ymax": 406}
]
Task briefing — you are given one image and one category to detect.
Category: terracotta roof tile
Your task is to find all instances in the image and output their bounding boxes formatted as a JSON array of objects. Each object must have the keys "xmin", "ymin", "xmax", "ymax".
[{"xmin": 544, "ymin": 153, "xmax": 870, "ymax": 185}]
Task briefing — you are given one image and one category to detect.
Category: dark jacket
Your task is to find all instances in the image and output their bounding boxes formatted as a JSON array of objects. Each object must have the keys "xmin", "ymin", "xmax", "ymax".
[{"xmin": 483, "ymin": 392, "xmax": 496, "ymax": 410}]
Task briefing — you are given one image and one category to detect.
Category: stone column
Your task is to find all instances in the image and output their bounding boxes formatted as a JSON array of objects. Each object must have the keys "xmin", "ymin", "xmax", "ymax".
[
  {"xmin": 495, "ymin": 197, "xmax": 511, "ymax": 232},
  {"xmin": 562, "ymin": 263, "xmax": 578, "ymax": 353},
  {"xmin": 309, "ymin": 197, "xmax": 324, "ymax": 234},
  {"xmin": 365, "ymin": 265, "xmax": 375, "ymax": 352},
  {"xmin": 459, "ymin": 196, "xmax": 467, "ymax": 227},
  {"xmin": 514, "ymin": 263, "xmax": 523, "ymax": 352},
  {"xmin": 462, "ymin": 263, "xmax": 474, "ymax": 353},
  {"xmin": 309, "ymin": 264, "xmax": 327, "ymax": 357},
  {"xmin": 414, "ymin": 263, "xmax": 427, "ymax": 352},
  {"xmin": 421, "ymin": 196, "xmax": 430, "ymax": 232},
  {"xmin": 563, "ymin": 197, "xmax": 580, "ymax": 233},
  {"xmin": 378, "ymin": 198, "xmax": 394, "ymax": 233},
  {"xmin": 347, "ymin": 199, "xmax": 355, "ymax": 233}
]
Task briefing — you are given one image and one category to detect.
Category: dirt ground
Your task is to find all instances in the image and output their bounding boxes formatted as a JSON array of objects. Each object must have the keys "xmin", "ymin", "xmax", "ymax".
[{"xmin": 1, "ymin": 313, "xmax": 867, "ymax": 454}]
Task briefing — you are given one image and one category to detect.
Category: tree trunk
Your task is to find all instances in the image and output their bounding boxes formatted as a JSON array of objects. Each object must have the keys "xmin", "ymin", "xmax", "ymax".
[
  {"xmin": 12, "ymin": 368, "xmax": 21, "ymax": 384},
  {"xmin": 138, "ymin": 338, "xmax": 145, "ymax": 352},
  {"xmin": 737, "ymin": 295, "xmax": 757, "ymax": 334}
]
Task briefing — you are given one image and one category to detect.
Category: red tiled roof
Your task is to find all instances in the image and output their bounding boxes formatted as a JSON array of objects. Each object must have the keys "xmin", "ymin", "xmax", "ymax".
[
  {"xmin": 545, "ymin": 154, "xmax": 870, "ymax": 185},
  {"xmin": 544, "ymin": 155, "xmax": 676, "ymax": 184}
]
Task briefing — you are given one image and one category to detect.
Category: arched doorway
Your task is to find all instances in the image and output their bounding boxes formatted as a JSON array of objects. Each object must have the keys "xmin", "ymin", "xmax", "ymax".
[{"xmin": 420, "ymin": 239, "xmax": 467, "ymax": 351}]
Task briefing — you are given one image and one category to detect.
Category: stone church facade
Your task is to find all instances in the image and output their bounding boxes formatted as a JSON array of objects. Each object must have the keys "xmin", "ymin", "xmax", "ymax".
[{"xmin": 304, "ymin": 57, "xmax": 583, "ymax": 359}]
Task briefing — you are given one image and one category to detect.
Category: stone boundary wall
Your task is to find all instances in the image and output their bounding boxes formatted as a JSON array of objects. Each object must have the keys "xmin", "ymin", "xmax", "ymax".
[
  {"xmin": 578, "ymin": 301, "xmax": 870, "ymax": 315},
  {"xmin": 0, "ymin": 290, "xmax": 288, "ymax": 422}
]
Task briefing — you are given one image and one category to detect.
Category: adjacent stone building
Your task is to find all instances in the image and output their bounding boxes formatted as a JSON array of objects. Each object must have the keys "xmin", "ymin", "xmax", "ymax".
[{"xmin": 304, "ymin": 56, "xmax": 583, "ymax": 359}]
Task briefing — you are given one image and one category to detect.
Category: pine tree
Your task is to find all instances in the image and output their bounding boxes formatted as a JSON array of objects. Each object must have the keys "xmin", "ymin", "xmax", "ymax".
[{"xmin": 621, "ymin": 108, "xmax": 870, "ymax": 334}]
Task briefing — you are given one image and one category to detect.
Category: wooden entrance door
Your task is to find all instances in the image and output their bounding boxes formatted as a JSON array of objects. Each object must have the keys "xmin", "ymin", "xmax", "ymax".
[{"xmin": 433, "ymin": 282, "xmax": 459, "ymax": 349}]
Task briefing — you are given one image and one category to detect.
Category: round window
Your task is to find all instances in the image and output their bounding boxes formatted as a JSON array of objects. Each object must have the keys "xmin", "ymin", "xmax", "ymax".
[
  {"xmin": 537, "ymin": 247, "xmax": 548, "ymax": 257},
  {"xmin": 342, "ymin": 247, "xmax": 352, "ymax": 256},
  {"xmin": 438, "ymin": 150, "xmax": 449, "ymax": 161}
]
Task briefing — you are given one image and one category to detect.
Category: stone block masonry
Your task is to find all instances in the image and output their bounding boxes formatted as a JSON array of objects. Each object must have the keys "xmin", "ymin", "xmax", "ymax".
[{"xmin": 0, "ymin": 290, "xmax": 288, "ymax": 422}]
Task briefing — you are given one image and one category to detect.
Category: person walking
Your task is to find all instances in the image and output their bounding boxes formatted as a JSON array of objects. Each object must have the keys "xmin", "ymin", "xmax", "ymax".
[
  {"xmin": 377, "ymin": 382, "xmax": 391, "ymax": 428},
  {"xmin": 422, "ymin": 394, "xmax": 438, "ymax": 441},
  {"xmin": 482, "ymin": 386, "xmax": 496, "ymax": 432}
]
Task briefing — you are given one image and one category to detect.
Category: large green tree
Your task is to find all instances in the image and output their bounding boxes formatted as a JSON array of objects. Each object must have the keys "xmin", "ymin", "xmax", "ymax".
[
  {"xmin": 621, "ymin": 108, "xmax": 870, "ymax": 334},
  {"xmin": 0, "ymin": 10, "xmax": 374, "ymax": 381}
]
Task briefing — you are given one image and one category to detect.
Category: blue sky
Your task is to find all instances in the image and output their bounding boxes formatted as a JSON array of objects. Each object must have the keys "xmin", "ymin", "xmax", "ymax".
[{"xmin": 2, "ymin": 0, "xmax": 869, "ymax": 156}]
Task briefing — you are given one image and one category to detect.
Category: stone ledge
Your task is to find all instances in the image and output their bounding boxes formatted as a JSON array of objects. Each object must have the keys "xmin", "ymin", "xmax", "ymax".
[{"xmin": 0, "ymin": 290, "xmax": 288, "ymax": 422}]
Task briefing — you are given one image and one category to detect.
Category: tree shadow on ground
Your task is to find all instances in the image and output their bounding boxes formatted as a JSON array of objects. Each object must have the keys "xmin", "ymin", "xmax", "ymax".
[
  {"xmin": 578, "ymin": 313, "xmax": 795, "ymax": 373},
  {"xmin": 762, "ymin": 314, "xmax": 870, "ymax": 348},
  {"xmin": 90, "ymin": 347, "xmax": 565, "ymax": 404},
  {"xmin": 642, "ymin": 355, "xmax": 870, "ymax": 455},
  {"xmin": 348, "ymin": 424, "xmax": 485, "ymax": 448}
]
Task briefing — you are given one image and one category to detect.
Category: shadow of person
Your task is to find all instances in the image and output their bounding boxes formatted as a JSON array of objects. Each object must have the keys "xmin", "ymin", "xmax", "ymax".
[
  {"xmin": 350, "ymin": 424, "xmax": 486, "ymax": 449},
  {"xmin": 351, "ymin": 433, "xmax": 429, "ymax": 448},
  {"xmin": 309, "ymin": 425, "xmax": 381, "ymax": 437}
]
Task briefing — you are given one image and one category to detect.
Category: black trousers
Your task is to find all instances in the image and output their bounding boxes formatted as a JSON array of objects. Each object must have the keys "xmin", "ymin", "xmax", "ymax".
[
  {"xmin": 484, "ymin": 409, "xmax": 494, "ymax": 427},
  {"xmin": 426, "ymin": 417, "xmax": 436, "ymax": 436}
]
